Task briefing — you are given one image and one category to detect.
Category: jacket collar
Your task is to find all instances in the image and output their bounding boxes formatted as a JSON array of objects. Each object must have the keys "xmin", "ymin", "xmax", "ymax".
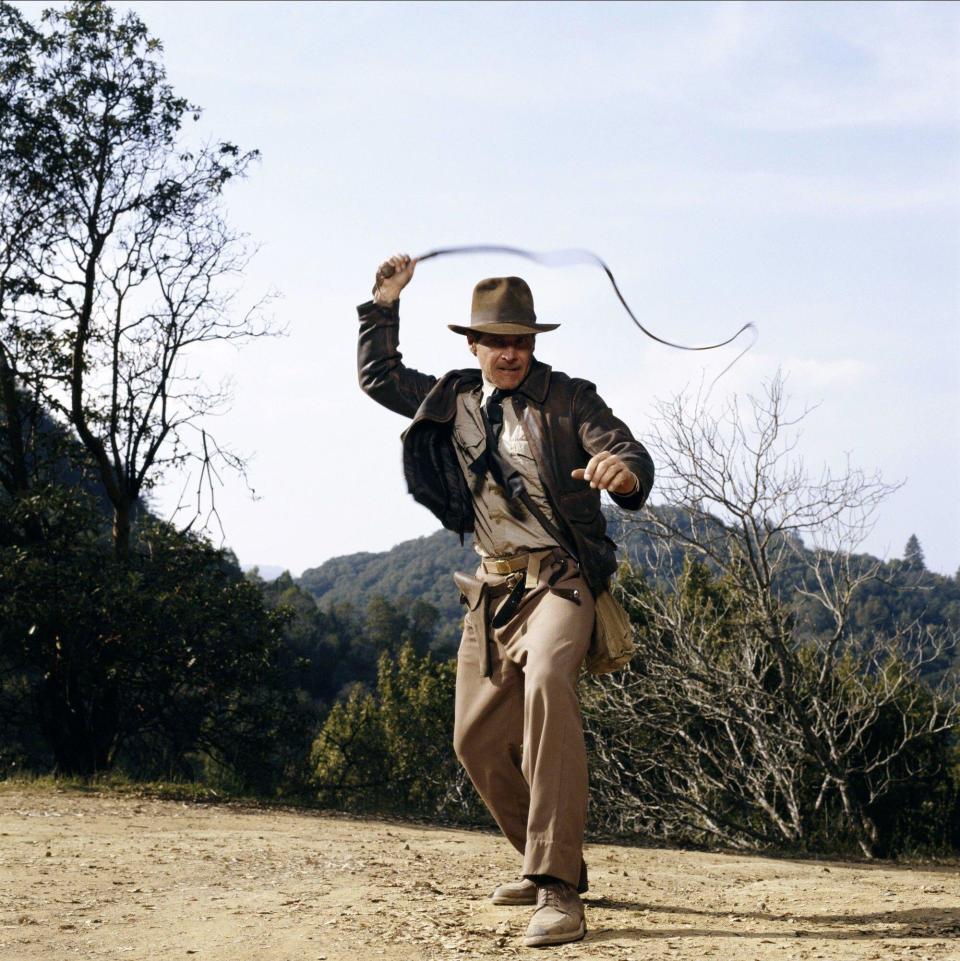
[
  {"xmin": 406, "ymin": 359, "xmax": 553, "ymax": 431},
  {"xmin": 518, "ymin": 359, "xmax": 551, "ymax": 404}
]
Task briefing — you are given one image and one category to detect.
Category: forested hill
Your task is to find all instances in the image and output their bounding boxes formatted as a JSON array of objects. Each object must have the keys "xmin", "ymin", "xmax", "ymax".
[
  {"xmin": 296, "ymin": 510, "xmax": 960, "ymax": 657},
  {"xmin": 294, "ymin": 510, "xmax": 670, "ymax": 650},
  {"xmin": 296, "ymin": 512, "xmax": 645, "ymax": 650},
  {"xmin": 0, "ymin": 388, "xmax": 149, "ymax": 529},
  {"xmin": 298, "ymin": 529, "xmax": 478, "ymax": 650}
]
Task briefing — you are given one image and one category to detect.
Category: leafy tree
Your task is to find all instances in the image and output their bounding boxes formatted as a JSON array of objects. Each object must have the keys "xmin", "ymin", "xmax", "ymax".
[
  {"xmin": 365, "ymin": 595, "xmax": 439, "ymax": 657},
  {"xmin": 0, "ymin": 1, "xmax": 301, "ymax": 787},
  {"xmin": 0, "ymin": 3, "xmax": 68, "ymax": 545},
  {"xmin": 253, "ymin": 570, "xmax": 354, "ymax": 714},
  {"xmin": 310, "ymin": 641, "xmax": 481, "ymax": 818},
  {"xmin": 365, "ymin": 596, "xmax": 411, "ymax": 655},
  {"xmin": 0, "ymin": 484, "xmax": 310, "ymax": 787},
  {"xmin": 0, "ymin": 0, "xmax": 274, "ymax": 561},
  {"xmin": 904, "ymin": 534, "xmax": 926, "ymax": 572},
  {"xmin": 298, "ymin": 529, "xmax": 477, "ymax": 653}
]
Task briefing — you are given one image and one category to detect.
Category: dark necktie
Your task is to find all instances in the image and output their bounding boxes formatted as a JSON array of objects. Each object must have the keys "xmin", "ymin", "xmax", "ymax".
[{"xmin": 469, "ymin": 388, "xmax": 525, "ymax": 500}]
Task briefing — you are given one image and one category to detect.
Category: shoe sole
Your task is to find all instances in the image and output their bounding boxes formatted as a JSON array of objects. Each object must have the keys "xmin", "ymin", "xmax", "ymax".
[{"xmin": 522, "ymin": 920, "xmax": 587, "ymax": 948}]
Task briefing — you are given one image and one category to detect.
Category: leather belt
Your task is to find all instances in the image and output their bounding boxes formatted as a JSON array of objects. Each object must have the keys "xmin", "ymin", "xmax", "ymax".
[
  {"xmin": 481, "ymin": 552, "xmax": 533, "ymax": 575},
  {"xmin": 483, "ymin": 548, "xmax": 559, "ymax": 629}
]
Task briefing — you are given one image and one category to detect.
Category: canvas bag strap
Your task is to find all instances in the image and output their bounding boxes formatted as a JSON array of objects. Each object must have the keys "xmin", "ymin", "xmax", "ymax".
[{"xmin": 517, "ymin": 487, "xmax": 580, "ymax": 566}]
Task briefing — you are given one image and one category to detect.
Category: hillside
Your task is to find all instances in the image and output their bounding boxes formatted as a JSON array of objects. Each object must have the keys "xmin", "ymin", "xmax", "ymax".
[
  {"xmin": 298, "ymin": 528, "xmax": 479, "ymax": 650},
  {"xmin": 296, "ymin": 508, "xmax": 960, "ymax": 658},
  {"xmin": 0, "ymin": 387, "xmax": 168, "ymax": 544}
]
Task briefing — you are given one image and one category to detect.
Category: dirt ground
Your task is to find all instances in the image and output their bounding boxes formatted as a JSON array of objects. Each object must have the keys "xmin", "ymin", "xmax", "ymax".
[{"xmin": 1, "ymin": 787, "xmax": 958, "ymax": 961}]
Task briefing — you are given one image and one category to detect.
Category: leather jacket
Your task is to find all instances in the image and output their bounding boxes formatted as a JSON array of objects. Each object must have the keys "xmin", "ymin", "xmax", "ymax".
[{"xmin": 356, "ymin": 299, "xmax": 655, "ymax": 592}]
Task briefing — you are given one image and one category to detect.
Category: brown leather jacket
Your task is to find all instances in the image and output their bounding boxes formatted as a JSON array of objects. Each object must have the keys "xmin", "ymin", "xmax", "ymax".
[{"xmin": 357, "ymin": 299, "xmax": 654, "ymax": 592}]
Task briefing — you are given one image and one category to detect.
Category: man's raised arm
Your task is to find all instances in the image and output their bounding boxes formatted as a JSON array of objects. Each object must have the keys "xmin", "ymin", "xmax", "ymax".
[{"xmin": 357, "ymin": 253, "xmax": 438, "ymax": 419}]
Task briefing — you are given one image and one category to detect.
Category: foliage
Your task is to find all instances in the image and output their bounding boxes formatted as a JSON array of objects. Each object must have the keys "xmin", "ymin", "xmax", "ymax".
[
  {"xmin": 0, "ymin": 484, "xmax": 311, "ymax": 790},
  {"xmin": 585, "ymin": 375, "xmax": 960, "ymax": 858},
  {"xmin": 310, "ymin": 640, "xmax": 484, "ymax": 820},
  {"xmin": 0, "ymin": 0, "xmax": 272, "ymax": 559},
  {"xmin": 253, "ymin": 571, "xmax": 445, "ymax": 713},
  {"xmin": 0, "ymin": 0, "xmax": 301, "ymax": 796},
  {"xmin": 904, "ymin": 534, "xmax": 926, "ymax": 572},
  {"xmin": 584, "ymin": 559, "xmax": 960, "ymax": 857},
  {"xmin": 298, "ymin": 529, "xmax": 478, "ymax": 653}
]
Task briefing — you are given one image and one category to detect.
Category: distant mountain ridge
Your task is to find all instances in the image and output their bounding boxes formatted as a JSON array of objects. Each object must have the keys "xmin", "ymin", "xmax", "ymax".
[
  {"xmin": 294, "ymin": 506, "xmax": 733, "ymax": 651},
  {"xmin": 298, "ymin": 529, "xmax": 479, "ymax": 649},
  {"xmin": 296, "ymin": 508, "xmax": 960, "ymax": 657}
]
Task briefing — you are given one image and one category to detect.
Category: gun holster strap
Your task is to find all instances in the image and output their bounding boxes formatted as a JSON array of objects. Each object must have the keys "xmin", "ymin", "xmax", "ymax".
[{"xmin": 490, "ymin": 574, "xmax": 527, "ymax": 629}]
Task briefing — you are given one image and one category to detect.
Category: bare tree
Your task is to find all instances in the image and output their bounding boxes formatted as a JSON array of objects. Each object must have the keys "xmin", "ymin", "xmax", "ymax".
[
  {"xmin": 584, "ymin": 372, "xmax": 959, "ymax": 857},
  {"xmin": 585, "ymin": 555, "xmax": 809, "ymax": 849},
  {"xmin": 0, "ymin": 1, "xmax": 278, "ymax": 559}
]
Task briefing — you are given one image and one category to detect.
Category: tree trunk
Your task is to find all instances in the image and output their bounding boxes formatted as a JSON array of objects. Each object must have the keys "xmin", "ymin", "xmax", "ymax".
[
  {"xmin": 112, "ymin": 501, "xmax": 130, "ymax": 562},
  {"xmin": 35, "ymin": 650, "xmax": 119, "ymax": 777}
]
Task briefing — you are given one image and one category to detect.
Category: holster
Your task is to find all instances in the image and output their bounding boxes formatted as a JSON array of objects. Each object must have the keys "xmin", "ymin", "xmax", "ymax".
[{"xmin": 454, "ymin": 571, "xmax": 492, "ymax": 677}]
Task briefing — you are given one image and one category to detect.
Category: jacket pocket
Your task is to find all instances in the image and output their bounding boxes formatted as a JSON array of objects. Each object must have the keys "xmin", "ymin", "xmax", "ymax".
[{"xmin": 559, "ymin": 487, "xmax": 602, "ymax": 526}]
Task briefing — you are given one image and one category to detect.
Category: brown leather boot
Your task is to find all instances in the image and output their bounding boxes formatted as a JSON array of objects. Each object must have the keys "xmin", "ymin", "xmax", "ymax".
[
  {"xmin": 523, "ymin": 879, "xmax": 586, "ymax": 947},
  {"xmin": 490, "ymin": 861, "xmax": 588, "ymax": 905}
]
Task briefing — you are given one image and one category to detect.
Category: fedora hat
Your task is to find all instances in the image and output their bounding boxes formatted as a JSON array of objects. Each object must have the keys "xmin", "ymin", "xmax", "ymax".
[{"xmin": 448, "ymin": 276, "xmax": 560, "ymax": 336}]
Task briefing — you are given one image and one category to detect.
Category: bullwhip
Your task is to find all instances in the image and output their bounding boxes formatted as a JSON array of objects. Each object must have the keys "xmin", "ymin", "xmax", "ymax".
[{"xmin": 378, "ymin": 243, "xmax": 758, "ymax": 386}]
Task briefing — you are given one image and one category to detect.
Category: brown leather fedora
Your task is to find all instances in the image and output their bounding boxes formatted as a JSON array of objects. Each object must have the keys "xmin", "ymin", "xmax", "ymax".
[{"xmin": 448, "ymin": 276, "xmax": 560, "ymax": 336}]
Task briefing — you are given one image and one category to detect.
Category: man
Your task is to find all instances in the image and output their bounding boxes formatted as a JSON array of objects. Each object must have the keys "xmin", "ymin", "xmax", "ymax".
[{"xmin": 356, "ymin": 253, "xmax": 654, "ymax": 948}]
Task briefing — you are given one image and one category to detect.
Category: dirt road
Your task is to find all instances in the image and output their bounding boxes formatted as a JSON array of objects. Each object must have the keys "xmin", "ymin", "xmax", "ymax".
[{"xmin": 1, "ymin": 786, "xmax": 958, "ymax": 960}]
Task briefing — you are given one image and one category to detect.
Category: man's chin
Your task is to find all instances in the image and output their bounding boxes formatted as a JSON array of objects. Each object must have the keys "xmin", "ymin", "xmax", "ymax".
[{"xmin": 494, "ymin": 371, "xmax": 524, "ymax": 389}]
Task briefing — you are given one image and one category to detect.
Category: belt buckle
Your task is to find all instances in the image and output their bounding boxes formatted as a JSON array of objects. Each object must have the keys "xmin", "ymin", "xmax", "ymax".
[{"xmin": 492, "ymin": 558, "xmax": 513, "ymax": 575}]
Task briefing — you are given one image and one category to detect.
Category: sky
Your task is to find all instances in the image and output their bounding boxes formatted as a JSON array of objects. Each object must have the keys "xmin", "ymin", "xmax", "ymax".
[{"xmin": 18, "ymin": 0, "xmax": 960, "ymax": 576}]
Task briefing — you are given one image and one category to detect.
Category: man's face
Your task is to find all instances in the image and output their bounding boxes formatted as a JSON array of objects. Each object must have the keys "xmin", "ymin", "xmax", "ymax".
[{"xmin": 469, "ymin": 333, "xmax": 536, "ymax": 390}]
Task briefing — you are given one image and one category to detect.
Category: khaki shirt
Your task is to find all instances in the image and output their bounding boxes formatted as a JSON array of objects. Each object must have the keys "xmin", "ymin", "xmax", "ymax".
[{"xmin": 452, "ymin": 377, "xmax": 559, "ymax": 558}]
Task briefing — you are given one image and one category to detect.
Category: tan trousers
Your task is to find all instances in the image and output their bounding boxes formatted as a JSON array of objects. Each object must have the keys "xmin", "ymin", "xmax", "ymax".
[{"xmin": 453, "ymin": 549, "xmax": 595, "ymax": 888}]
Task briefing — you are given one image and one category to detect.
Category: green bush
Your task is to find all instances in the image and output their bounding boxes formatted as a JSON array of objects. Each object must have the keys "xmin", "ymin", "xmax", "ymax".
[
  {"xmin": 310, "ymin": 641, "xmax": 484, "ymax": 820},
  {"xmin": 0, "ymin": 485, "xmax": 312, "ymax": 792}
]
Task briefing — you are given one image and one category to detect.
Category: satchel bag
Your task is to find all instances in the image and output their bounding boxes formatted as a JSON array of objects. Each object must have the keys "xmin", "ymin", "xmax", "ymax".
[
  {"xmin": 585, "ymin": 588, "xmax": 635, "ymax": 675},
  {"xmin": 515, "ymin": 487, "xmax": 636, "ymax": 675}
]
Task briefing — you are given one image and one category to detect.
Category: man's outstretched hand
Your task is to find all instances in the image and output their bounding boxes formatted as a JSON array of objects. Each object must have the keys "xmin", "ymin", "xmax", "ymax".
[
  {"xmin": 372, "ymin": 253, "xmax": 416, "ymax": 306},
  {"xmin": 571, "ymin": 451, "xmax": 639, "ymax": 495}
]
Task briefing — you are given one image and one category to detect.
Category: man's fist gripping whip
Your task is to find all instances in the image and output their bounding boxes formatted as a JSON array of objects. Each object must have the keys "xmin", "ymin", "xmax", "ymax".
[{"xmin": 374, "ymin": 244, "xmax": 758, "ymax": 384}]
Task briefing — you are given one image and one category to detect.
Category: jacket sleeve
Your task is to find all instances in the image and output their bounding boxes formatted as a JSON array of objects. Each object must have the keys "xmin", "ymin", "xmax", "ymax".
[
  {"xmin": 573, "ymin": 381, "xmax": 655, "ymax": 512},
  {"xmin": 357, "ymin": 299, "xmax": 438, "ymax": 419}
]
